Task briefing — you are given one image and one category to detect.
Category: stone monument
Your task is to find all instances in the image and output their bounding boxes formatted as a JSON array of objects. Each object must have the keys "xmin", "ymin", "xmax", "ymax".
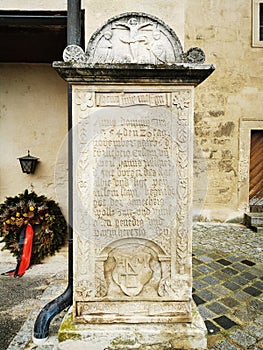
[{"xmin": 53, "ymin": 12, "xmax": 214, "ymax": 350}]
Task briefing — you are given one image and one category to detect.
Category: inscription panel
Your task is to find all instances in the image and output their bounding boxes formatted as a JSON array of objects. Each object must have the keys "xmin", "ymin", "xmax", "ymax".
[
  {"xmin": 73, "ymin": 88, "xmax": 193, "ymax": 322},
  {"xmin": 76, "ymin": 301, "xmax": 191, "ymax": 323}
]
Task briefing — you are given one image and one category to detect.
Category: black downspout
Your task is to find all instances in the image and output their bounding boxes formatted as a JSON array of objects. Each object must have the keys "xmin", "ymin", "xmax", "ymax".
[
  {"xmin": 33, "ymin": 0, "xmax": 81, "ymax": 341},
  {"xmin": 67, "ymin": 0, "xmax": 82, "ymax": 46}
]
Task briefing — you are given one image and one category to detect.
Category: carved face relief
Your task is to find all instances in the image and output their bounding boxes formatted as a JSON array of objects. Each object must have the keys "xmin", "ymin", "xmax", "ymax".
[{"xmin": 109, "ymin": 245, "xmax": 153, "ymax": 296}]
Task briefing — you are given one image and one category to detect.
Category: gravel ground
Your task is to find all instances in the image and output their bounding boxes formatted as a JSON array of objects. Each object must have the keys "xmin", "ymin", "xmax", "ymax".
[{"xmin": 0, "ymin": 275, "xmax": 51, "ymax": 349}]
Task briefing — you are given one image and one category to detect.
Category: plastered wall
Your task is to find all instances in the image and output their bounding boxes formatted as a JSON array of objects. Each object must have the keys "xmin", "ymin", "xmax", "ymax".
[
  {"xmin": 0, "ymin": 0, "xmax": 67, "ymax": 11},
  {"xmin": 0, "ymin": 0, "xmax": 68, "ymax": 215},
  {"xmin": 186, "ymin": 0, "xmax": 263, "ymax": 221},
  {"xmin": 0, "ymin": 64, "xmax": 68, "ymax": 218},
  {"xmin": 83, "ymin": 0, "xmax": 184, "ymax": 48}
]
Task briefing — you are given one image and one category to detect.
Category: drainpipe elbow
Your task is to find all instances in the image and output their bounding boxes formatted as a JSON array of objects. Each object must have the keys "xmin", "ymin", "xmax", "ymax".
[{"xmin": 33, "ymin": 283, "xmax": 72, "ymax": 343}]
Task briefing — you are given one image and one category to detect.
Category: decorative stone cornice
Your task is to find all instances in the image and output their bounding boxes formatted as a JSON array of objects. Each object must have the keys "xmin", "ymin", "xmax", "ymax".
[{"xmin": 53, "ymin": 62, "xmax": 215, "ymax": 86}]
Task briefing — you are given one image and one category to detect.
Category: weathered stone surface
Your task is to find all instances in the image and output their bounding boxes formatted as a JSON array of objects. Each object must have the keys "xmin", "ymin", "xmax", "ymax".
[
  {"xmin": 58, "ymin": 302, "xmax": 207, "ymax": 350},
  {"xmin": 53, "ymin": 62, "xmax": 215, "ymax": 86},
  {"xmin": 85, "ymin": 12, "xmax": 184, "ymax": 64},
  {"xmin": 72, "ymin": 87, "xmax": 194, "ymax": 324}
]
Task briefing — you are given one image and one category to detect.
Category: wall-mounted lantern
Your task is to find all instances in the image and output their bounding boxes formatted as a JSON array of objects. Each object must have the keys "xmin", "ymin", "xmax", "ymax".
[{"xmin": 18, "ymin": 150, "xmax": 39, "ymax": 174}]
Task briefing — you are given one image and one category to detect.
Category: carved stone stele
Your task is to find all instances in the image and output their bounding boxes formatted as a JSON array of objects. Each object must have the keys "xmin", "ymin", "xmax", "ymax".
[
  {"xmin": 73, "ymin": 88, "xmax": 193, "ymax": 324},
  {"xmin": 53, "ymin": 11, "xmax": 214, "ymax": 350}
]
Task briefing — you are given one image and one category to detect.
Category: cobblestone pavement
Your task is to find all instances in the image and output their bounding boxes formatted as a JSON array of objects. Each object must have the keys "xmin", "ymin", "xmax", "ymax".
[
  {"xmin": 193, "ymin": 223, "xmax": 263, "ymax": 350},
  {"xmin": 3, "ymin": 223, "xmax": 263, "ymax": 350}
]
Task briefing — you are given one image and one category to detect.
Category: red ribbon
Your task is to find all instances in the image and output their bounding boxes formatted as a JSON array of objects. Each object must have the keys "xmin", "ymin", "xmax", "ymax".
[
  {"xmin": 16, "ymin": 223, "xmax": 34, "ymax": 276},
  {"xmin": 2, "ymin": 224, "xmax": 34, "ymax": 277}
]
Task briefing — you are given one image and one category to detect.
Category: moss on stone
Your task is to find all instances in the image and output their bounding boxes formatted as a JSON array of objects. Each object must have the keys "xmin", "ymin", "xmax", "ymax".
[{"xmin": 58, "ymin": 313, "xmax": 81, "ymax": 342}]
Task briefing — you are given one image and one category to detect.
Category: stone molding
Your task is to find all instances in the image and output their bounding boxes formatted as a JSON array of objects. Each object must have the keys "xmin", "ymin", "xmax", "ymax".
[
  {"xmin": 53, "ymin": 12, "xmax": 214, "ymax": 86},
  {"xmin": 53, "ymin": 62, "xmax": 215, "ymax": 86}
]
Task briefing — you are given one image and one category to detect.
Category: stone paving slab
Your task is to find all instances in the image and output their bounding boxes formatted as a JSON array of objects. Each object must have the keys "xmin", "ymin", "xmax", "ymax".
[
  {"xmin": 193, "ymin": 223, "xmax": 263, "ymax": 350},
  {"xmin": 4, "ymin": 223, "xmax": 263, "ymax": 350}
]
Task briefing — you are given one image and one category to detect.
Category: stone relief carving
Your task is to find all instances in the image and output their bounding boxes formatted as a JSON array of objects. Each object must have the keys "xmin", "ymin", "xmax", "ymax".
[
  {"xmin": 62, "ymin": 13, "xmax": 206, "ymax": 65},
  {"xmin": 95, "ymin": 260, "xmax": 108, "ymax": 297},
  {"xmin": 172, "ymin": 91, "xmax": 191, "ymax": 110},
  {"xmin": 78, "ymin": 300, "xmax": 190, "ymax": 322},
  {"xmin": 154, "ymin": 228, "xmax": 171, "ymax": 255},
  {"xmin": 176, "ymin": 160, "xmax": 189, "ymax": 267},
  {"xmin": 77, "ymin": 236, "xmax": 91, "ymax": 274},
  {"xmin": 184, "ymin": 47, "xmax": 206, "ymax": 64},
  {"xmin": 104, "ymin": 244, "xmax": 161, "ymax": 297},
  {"xmin": 87, "ymin": 13, "xmax": 182, "ymax": 64},
  {"xmin": 75, "ymin": 237, "xmax": 191, "ymax": 303},
  {"xmin": 75, "ymin": 236, "xmax": 95, "ymax": 299},
  {"xmin": 158, "ymin": 275, "xmax": 190, "ymax": 300},
  {"xmin": 157, "ymin": 259, "xmax": 171, "ymax": 297},
  {"xmin": 76, "ymin": 279, "xmax": 93, "ymax": 299},
  {"xmin": 75, "ymin": 91, "xmax": 94, "ymax": 110},
  {"xmin": 63, "ymin": 44, "xmax": 86, "ymax": 63}
]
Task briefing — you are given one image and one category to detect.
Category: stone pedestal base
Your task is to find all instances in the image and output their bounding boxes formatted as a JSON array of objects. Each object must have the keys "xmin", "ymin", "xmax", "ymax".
[{"xmin": 57, "ymin": 302, "xmax": 207, "ymax": 350}]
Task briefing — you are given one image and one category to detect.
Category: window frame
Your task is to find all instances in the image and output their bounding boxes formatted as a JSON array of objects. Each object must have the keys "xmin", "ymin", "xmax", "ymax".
[{"xmin": 252, "ymin": 0, "xmax": 263, "ymax": 47}]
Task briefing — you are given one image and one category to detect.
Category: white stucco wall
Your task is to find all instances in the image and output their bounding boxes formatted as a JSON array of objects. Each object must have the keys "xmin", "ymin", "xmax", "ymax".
[
  {"xmin": 0, "ymin": 64, "xmax": 68, "ymax": 217},
  {"xmin": 0, "ymin": 0, "xmax": 67, "ymax": 11},
  {"xmin": 84, "ymin": 0, "xmax": 184, "ymax": 48}
]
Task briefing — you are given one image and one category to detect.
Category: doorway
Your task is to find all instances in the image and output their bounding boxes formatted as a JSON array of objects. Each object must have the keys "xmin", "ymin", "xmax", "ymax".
[{"xmin": 249, "ymin": 130, "xmax": 263, "ymax": 212}]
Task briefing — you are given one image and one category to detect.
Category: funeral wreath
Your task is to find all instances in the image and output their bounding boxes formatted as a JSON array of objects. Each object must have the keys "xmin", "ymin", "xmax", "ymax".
[{"xmin": 0, "ymin": 190, "xmax": 67, "ymax": 266}]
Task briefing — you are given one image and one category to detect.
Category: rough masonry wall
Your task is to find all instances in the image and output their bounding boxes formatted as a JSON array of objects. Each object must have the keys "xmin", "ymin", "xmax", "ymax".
[{"xmin": 186, "ymin": 0, "xmax": 263, "ymax": 221}]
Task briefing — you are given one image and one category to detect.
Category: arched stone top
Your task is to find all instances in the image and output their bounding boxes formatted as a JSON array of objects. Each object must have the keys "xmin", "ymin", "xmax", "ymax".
[
  {"xmin": 85, "ymin": 12, "xmax": 184, "ymax": 64},
  {"xmin": 99, "ymin": 238, "xmax": 167, "ymax": 257}
]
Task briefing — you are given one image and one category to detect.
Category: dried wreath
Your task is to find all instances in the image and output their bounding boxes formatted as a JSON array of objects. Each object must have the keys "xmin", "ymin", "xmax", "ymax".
[{"xmin": 0, "ymin": 190, "xmax": 67, "ymax": 276}]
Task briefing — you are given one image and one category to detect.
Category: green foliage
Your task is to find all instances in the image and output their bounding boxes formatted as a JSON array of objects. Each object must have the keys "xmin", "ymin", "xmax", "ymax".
[{"xmin": 0, "ymin": 190, "xmax": 67, "ymax": 264}]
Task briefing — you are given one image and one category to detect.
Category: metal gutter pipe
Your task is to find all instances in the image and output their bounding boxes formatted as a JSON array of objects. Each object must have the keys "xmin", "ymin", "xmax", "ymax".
[
  {"xmin": 67, "ymin": 0, "xmax": 82, "ymax": 45},
  {"xmin": 33, "ymin": 0, "xmax": 81, "ymax": 343}
]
